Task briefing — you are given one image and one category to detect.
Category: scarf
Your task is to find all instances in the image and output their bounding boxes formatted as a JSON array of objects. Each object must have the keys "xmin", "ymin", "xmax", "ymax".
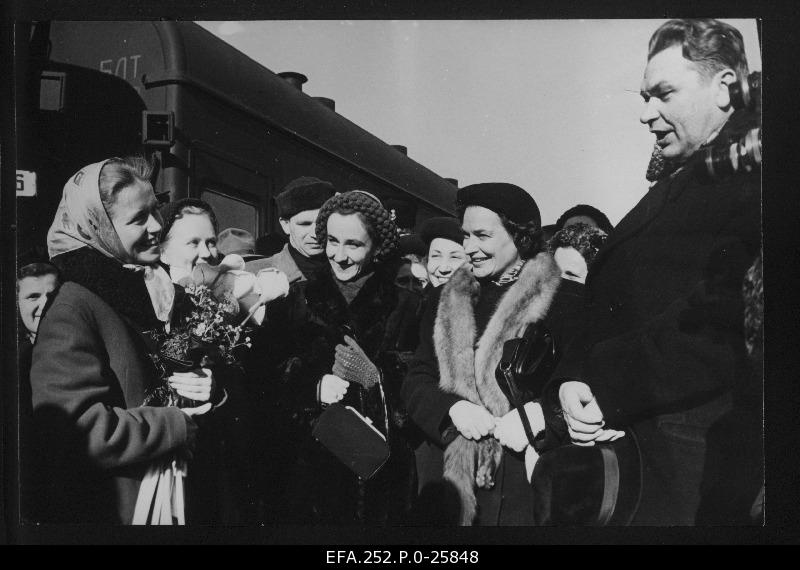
[
  {"xmin": 288, "ymin": 244, "xmax": 328, "ymax": 279},
  {"xmin": 46, "ymin": 159, "xmax": 174, "ymax": 322}
]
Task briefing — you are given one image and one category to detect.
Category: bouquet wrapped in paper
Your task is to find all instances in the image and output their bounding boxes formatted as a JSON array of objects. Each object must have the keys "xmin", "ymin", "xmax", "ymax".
[{"xmin": 133, "ymin": 254, "xmax": 289, "ymax": 524}]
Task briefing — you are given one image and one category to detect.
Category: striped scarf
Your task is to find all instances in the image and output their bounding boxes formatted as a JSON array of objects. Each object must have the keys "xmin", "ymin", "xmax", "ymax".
[{"xmin": 493, "ymin": 260, "xmax": 525, "ymax": 286}]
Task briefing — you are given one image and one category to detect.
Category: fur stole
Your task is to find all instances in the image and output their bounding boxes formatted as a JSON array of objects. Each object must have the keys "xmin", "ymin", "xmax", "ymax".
[{"xmin": 433, "ymin": 253, "xmax": 561, "ymax": 525}]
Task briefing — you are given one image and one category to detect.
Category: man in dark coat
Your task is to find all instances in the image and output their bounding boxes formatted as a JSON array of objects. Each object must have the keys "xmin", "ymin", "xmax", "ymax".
[
  {"xmin": 245, "ymin": 176, "xmax": 335, "ymax": 284},
  {"xmin": 545, "ymin": 19, "xmax": 761, "ymax": 525}
]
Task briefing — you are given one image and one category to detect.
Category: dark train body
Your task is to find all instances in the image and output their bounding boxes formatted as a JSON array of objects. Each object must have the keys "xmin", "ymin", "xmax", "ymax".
[{"xmin": 16, "ymin": 21, "xmax": 457, "ymax": 253}]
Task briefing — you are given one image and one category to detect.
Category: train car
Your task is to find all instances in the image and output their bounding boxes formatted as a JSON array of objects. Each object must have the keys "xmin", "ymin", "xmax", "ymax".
[{"xmin": 16, "ymin": 20, "xmax": 458, "ymax": 254}]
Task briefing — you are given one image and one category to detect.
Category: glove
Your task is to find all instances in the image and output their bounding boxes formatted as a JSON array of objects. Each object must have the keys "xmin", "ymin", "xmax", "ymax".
[{"xmin": 332, "ymin": 335, "xmax": 380, "ymax": 389}]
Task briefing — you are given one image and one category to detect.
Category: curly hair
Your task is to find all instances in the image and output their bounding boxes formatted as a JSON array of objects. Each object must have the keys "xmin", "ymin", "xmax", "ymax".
[
  {"xmin": 17, "ymin": 262, "xmax": 60, "ymax": 292},
  {"xmin": 548, "ymin": 222, "xmax": 608, "ymax": 267},
  {"xmin": 497, "ymin": 214, "xmax": 545, "ymax": 260},
  {"xmin": 315, "ymin": 191, "xmax": 399, "ymax": 263}
]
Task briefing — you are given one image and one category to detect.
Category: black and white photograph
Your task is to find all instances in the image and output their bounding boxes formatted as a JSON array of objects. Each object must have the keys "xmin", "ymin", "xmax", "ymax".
[{"xmin": 2, "ymin": 4, "xmax": 784, "ymax": 548}]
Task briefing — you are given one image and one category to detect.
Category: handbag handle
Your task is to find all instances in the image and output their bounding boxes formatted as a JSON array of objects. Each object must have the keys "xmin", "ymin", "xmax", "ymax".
[{"xmin": 498, "ymin": 344, "xmax": 537, "ymax": 448}]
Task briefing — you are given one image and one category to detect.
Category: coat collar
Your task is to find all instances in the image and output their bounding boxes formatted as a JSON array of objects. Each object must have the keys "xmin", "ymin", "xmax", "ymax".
[{"xmin": 589, "ymin": 109, "xmax": 758, "ymax": 281}]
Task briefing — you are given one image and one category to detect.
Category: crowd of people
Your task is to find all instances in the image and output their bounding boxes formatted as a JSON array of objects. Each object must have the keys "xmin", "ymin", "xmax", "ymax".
[{"xmin": 16, "ymin": 18, "xmax": 762, "ymax": 527}]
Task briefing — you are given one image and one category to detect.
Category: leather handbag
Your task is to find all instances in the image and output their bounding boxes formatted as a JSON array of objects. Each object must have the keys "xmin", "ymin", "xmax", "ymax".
[
  {"xmin": 312, "ymin": 403, "xmax": 391, "ymax": 481},
  {"xmin": 495, "ymin": 322, "xmax": 556, "ymax": 403}
]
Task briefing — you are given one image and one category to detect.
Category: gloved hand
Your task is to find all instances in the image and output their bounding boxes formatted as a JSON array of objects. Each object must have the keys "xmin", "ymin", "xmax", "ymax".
[{"xmin": 332, "ymin": 335, "xmax": 380, "ymax": 389}]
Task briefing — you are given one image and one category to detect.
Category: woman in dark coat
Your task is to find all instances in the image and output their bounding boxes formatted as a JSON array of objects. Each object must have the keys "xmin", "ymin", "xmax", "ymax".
[
  {"xmin": 402, "ymin": 183, "xmax": 565, "ymax": 526},
  {"xmin": 30, "ymin": 157, "xmax": 216, "ymax": 524},
  {"xmin": 253, "ymin": 190, "xmax": 416, "ymax": 525}
]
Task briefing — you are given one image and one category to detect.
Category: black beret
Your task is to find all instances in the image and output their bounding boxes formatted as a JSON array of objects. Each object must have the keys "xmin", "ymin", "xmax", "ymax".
[
  {"xmin": 418, "ymin": 216, "xmax": 464, "ymax": 247},
  {"xmin": 275, "ymin": 177, "xmax": 336, "ymax": 219},
  {"xmin": 456, "ymin": 182, "xmax": 541, "ymax": 228}
]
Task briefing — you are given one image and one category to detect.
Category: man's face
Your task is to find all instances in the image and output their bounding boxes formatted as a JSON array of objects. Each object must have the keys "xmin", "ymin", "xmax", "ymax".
[
  {"xmin": 17, "ymin": 274, "xmax": 59, "ymax": 335},
  {"xmin": 640, "ymin": 45, "xmax": 730, "ymax": 163},
  {"xmin": 280, "ymin": 209, "xmax": 323, "ymax": 257}
]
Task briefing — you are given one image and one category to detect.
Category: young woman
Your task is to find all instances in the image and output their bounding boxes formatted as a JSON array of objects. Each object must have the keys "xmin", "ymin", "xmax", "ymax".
[
  {"xmin": 30, "ymin": 157, "xmax": 215, "ymax": 524},
  {"xmin": 402, "ymin": 183, "xmax": 563, "ymax": 526},
  {"xmin": 256, "ymin": 190, "xmax": 416, "ymax": 525}
]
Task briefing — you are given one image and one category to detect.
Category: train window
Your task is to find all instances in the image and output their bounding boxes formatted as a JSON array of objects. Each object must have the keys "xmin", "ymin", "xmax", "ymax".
[
  {"xmin": 201, "ymin": 189, "xmax": 259, "ymax": 238},
  {"xmin": 40, "ymin": 71, "xmax": 67, "ymax": 111}
]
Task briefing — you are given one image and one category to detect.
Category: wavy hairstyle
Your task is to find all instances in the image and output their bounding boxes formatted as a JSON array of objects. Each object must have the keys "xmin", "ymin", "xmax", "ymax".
[
  {"xmin": 98, "ymin": 156, "xmax": 155, "ymax": 217},
  {"xmin": 315, "ymin": 191, "xmax": 399, "ymax": 263},
  {"xmin": 456, "ymin": 204, "xmax": 544, "ymax": 261},
  {"xmin": 648, "ymin": 19, "xmax": 749, "ymax": 83}
]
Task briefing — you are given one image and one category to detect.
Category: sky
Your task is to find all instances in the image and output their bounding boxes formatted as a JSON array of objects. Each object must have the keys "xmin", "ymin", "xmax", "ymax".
[{"xmin": 198, "ymin": 20, "xmax": 761, "ymax": 225}]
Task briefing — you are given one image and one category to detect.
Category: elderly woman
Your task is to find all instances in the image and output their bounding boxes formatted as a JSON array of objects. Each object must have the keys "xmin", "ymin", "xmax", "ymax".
[
  {"xmin": 418, "ymin": 216, "xmax": 468, "ymax": 289},
  {"xmin": 402, "ymin": 183, "xmax": 566, "ymax": 526},
  {"xmin": 30, "ymin": 157, "xmax": 214, "ymax": 523},
  {"xmin": 255, "ymin": 190, "xmax": 416, "ymax": 525}
]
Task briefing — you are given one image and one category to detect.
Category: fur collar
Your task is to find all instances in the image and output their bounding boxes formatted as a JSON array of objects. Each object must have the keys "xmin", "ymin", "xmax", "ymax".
[
  {"xmin": 433, "ymin": 252, "xmax": 561, "ymax": 524},
  {"xmin": 302, "ymin": 258, "xmax": 402, "ymax": 357}
]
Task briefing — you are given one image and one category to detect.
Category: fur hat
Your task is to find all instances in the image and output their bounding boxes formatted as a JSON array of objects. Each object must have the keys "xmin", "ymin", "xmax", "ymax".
[
  {"xmin": 275, "ymin": 176, "xmax": 336, "ymax": 219},
  {"xmin": 555, "ymin": 204, "xmax": 614, "ymax": 235},
  {"xmin": 456, "ymin": 183, "xmax": 541, "ymax": 228},
  {"xmin": 419, "ymin": 216, "xmax": 463, "ymax": 247}
]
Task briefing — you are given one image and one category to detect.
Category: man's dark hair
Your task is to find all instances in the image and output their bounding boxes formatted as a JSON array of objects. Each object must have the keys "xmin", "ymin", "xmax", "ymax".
[
  {"xmin": 555, "ymin": 204, "xmax": 614, "ymax": 235},
  {"xmin": 16, "ymin": 262, "xmax": 61, "ymax": 292},
  {"xmin": 648, "ymin": 19, "xmax": 749, "ymax": 83}
]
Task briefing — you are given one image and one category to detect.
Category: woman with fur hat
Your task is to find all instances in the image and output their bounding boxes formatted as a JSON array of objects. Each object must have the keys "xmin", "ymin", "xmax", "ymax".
[
  {"xmin": 254, "ymin": 190, "xmax": 416, "ymax": 525},
  {"xmin": 402, "ymin": 182, "xmax": 563, "ymax": 526}
]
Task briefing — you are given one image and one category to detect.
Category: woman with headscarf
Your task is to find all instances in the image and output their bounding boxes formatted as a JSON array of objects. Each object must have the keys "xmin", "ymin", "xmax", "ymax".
[
  {"xmin": 402, "ymin": 183, "xmax": 565, "ymax": 526},
  {"xmin": 29, "ymin": 157, "xmax": 216, "ymax": 524},
  {"xmin": 254, "ymin": 190, "xmax": 416, "ymax": 525}
]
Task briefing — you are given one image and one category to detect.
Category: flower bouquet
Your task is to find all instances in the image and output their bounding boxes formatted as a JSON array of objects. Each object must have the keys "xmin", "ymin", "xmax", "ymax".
[{"xmin": 133, "ymin": 254, "xmax": 289, "ymax": 525}]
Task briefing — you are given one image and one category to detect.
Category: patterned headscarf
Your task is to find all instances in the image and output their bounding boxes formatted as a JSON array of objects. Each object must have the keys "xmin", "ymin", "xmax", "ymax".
[{"xmin": 46, "ymin": 159, "xmax": 175, "ymax": 322}]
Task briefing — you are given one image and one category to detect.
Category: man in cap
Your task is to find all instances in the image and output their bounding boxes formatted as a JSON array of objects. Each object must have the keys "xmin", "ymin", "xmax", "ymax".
[
  {"xmin": 544, "ymin": 19, "xmax": 761, "ymax": 525},
  {"xmin": 246, "ymin": 177, "xmax": 336, "ymax": 283}
]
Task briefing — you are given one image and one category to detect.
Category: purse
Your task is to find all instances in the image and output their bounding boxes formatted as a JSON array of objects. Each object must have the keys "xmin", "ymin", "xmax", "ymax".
[
  {"xmin": 495, "ymin": 322, "xmax": 556, "ymax": 403},
  {"xmin": 312, "ymin": 403, "xmax": 391, "ymax": 481}
]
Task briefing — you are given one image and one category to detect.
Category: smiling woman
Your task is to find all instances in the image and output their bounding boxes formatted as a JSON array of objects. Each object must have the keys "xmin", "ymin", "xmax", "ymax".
[
  {"xmin": 249, "ymin": 189, "xmax": 420, "ymax": 525},
  {"xmin": 29, "ymin": 157, "xmax": 215, "ymax": 523}
]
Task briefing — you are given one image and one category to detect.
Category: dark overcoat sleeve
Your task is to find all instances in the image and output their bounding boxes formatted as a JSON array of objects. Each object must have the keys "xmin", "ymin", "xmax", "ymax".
[
  {"xmin": 550, "ymin": 170, "xmax": 760, "ymax": 427},
  {"xmin": 30, "ymin": 291, "xmax": 195, "ymax": 470},
  {"xmin": 400, "ymin": 287, "xmax": 462, "ymax": 446}
]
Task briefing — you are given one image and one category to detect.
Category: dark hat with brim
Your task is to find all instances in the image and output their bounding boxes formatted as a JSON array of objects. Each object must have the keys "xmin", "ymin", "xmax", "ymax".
[
  {"xmin": 217, "ymin": 227, "xmax": 264, "ymax": 260},
  {"xmin": 275, "ymin": 176, "xmax": 336, "ymax": 219},
  {"xmin": 532, "ymin": 430, "xmax": 642, "ymax": 525},
  {"xmin": 418, "ymin": 216, "xmax": 464, "ymax": 248},
  {"xmin": 456, "ymin": 182, "xmax": 541, "ymax": 228}
]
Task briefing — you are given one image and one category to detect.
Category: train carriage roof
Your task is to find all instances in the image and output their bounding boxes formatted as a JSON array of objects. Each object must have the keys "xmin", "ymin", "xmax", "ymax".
[{"xmin": 48, "ymin": 20, "xmax": 457, "ymax": 215}]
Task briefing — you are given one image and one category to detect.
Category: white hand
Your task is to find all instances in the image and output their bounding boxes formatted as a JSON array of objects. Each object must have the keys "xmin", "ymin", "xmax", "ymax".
[
  {"xmin": 448, "ymin": 400, "xmax": 496, "ymax": 440},
  {"xmin": 319, "ymin": 374, "xmax": 350, "ymax": 404},
  {"xmin": 169, "ymin": 367, "xmax": 215, "ymax": 402}
]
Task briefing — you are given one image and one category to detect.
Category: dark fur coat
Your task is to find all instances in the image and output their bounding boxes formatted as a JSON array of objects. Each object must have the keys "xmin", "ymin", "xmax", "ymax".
[
  {"xmin": 250, "ymin": 258, "xmax": 417, "ymax": 524},
  {"xmin": 433, "ymin": 254, "xmax": 560, "ymax": 525}
]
